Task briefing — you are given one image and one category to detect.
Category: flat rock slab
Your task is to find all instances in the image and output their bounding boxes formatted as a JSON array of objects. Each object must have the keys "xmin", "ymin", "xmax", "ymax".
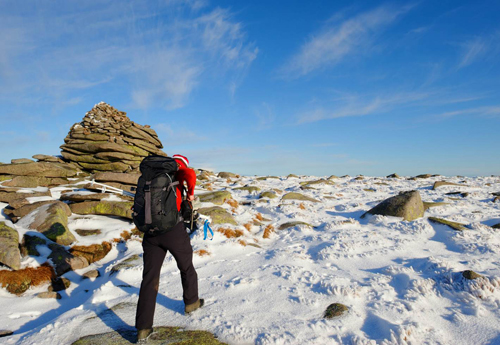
[
  {"xmin": 362, "ymin": 190, "xmax": 424, "ymax": 221},
  {"xmin": 2, "ymin": 176, "xmax": 68, "ymax": 188},
  {"xmin": 69, "ymin": 201, "xmax": 134, "ymax": 219},
  {"xmin": 259, "ymin": 191, "xmax": 277, "ymax": 199},
  {"xmin": 198, "ymin": 191, "xmax": 232, "ymax": 205},
  {"xmin": 423, "ymin": 201, "xmax": 449, "ymax": 211},
  {"xmin": 61, "ymin": 193, "xmax": 120, "ymax": 203},
  {"xmin": 0, "ymin": 162, "xmax": 78, "ymax": 177},
  {"xmin": 93, "ymin": 172, "xmax": 141, "ymax": 185},
  {"xmin": 278, "ymin": 221, "xmax": 314, "ymax": 230},
  {"xmin": 233, "ymin": 186, "xmax": 261, "ymax": 193},
  {"xmin": 428, "ymin": 217, "xmax": 468, "ymax": 231},
  {"xmin": 0, "ymin": 191, "xmax": 51, "ymax": 204},
  {"xmin": 110, "ymin": 255, "xmax": 141, "ymax": 274},
  {"xmin": 72, "ymin": 326, "xmax": 226, "ymax": 345},
  {"xmin": 197, "ymin": 206, "xmax": 237, "ymax": 225},
  {"xmin": 432, "ymin": 181, "xmax": 465, "ymax": 189},
  {"xmin": 282, "ymin": 192, "xmax": 320, "ymax": 203}
]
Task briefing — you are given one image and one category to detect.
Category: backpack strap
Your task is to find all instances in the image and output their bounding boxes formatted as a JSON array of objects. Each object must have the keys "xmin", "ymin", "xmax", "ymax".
[{"xmin": 144, "ymin": 181, "xmax": 152, "ymax": 224}]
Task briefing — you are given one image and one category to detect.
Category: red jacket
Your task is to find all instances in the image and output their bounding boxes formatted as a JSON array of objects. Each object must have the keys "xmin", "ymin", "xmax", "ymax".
[{"xmin": 175, "ymin": 165, "xmax": 196, "ymax": 211}]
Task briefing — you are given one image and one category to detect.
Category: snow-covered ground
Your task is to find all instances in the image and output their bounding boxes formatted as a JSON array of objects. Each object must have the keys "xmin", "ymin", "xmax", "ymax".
[{"xmin": 1, "ymin": 174, "xmax": 500, "ymax": 345}]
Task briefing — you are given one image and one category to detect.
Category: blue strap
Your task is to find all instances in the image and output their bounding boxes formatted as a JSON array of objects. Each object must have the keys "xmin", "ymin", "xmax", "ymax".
[{"xmin": 203, "ymin": 220, "xmax": 214, "ymax": 240}]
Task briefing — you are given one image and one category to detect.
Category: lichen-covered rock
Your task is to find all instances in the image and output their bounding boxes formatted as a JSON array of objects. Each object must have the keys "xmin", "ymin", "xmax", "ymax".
[
  {"xmin": 233, "ymin": 186, "xmax": 261, "ymax": 193},
  {"xmin": 60, "ymin": 193, "xmax": 124, "ymax": 203},
  {"xmin": 386, "ymin": 173, "xmax": 400, "ymax": 178},
  {"xmin": 75, "ymin": 229, "xmax": 102, "ymax": 236},
  {"xmin": 432, "ymin": 181, "xmax": 464, "ymax": 189},
  {"xmin": 69, "ymin": 201, "xmax": 134, "ymax": 219},
  {"xmin": 282, "ymin": 192, "xmax": 320, "ymax": 203},
  {"xmin": 197, "ymin": 207, "xmax": 237, "ymax": 225},
  {"xmin": 8, "ymin": 200, "xmax": 59, "ymax": 222},
  {"xmin": 20, "ymin": 234, "xmax": 47, "ymax": 257},
  {"xmin": 72, "ymin": 326, "xmax": 227, "ymax": 345},
  {"xmin": 32, "ymin": 154, "xmax": 63, "ymax": 163},
  {"xmin": 259, "ymin": 191, "xmax": 277, "ymax": 199},
  {"xmin": 0, "ymin": 190, "xmax": 52, "ymax": 204},
  {"xmin": 198, "ymin": 191, "xmax": 232, "ymax": 205},
  {"xmin": 22, "ymin": 202, "xmax": 75, "ymax": 245},
  {"xmin": 0, "ymin": 162, "xmax": 78, "ymax": 177},
  {"xmin": 300, "ymin": 179, "xmax": 334, "ymax": 187},
  {"xmin": 110, "ymin": 255, "xmax": 141, "ymax": 274},
  {"xmin": 462, "ymin": 270, "xmax": 482, "ymax": 280},
  {"xmin": 0, "ymin": 222, "xmax": 20, "ymax": 270},
  {"xmin": 362, "ymin": 190, "xmax": 424, "ymax": 221},
  {"xmin": 428, "ymin": 217, "xmax": 467, "ymax": 231},
  {"xmin": 49, "ymin": 277, "xmax": 71, "ymax": 292},
  {"xmin": 278, "ymin": 221, "xmax": 314, "ymax": 230},
  {"xmin": 217, "ymin": 172, "xmax": 238, "ymax": 178},
  {"xmin": 82, "ymin": 270, "xmax": 100, "ymax": 279},
  {"xmin": 324, "ymin": 303, "xmax": 349, "ymax": 319},
  {"xmin": 11, "ymin": 158, "xmax": 34, "ymax": 164}
]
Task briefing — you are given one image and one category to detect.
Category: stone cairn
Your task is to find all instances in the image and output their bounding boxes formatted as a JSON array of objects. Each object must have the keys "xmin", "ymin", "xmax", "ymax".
[{"xmin": 60, "ymin": 102, "xmax": 166, "ymax": 173}]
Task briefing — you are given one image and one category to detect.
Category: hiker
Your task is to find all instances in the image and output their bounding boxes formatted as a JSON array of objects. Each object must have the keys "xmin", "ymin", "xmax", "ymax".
[{"xmin": 135, "ymin": 154, "xmax": 203, "ymax": 342}]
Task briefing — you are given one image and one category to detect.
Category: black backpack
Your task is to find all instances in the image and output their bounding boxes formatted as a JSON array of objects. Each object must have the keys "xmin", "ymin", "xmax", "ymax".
[{"xmin": 132, "ymin": 155, "xmax": 180, "ymax": 236}]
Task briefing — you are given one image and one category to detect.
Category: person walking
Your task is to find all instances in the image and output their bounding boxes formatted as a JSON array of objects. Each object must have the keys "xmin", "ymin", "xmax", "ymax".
[{"xmin": 135, "ymin": 154, "xmax": 203, "ymax": 342}]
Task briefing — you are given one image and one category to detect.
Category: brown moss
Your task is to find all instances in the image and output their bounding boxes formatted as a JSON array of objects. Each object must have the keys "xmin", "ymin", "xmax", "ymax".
[
  {"xmin": 217, "ymin": 227, "xmax": 244, "ymax": 238},
  {"xmin": 255, "ymin": 213, "xmax": 263, "ymax": 221},
  {"xmin": 238, "ymin": 240, "xmax": 247, "ymax": 246},
  {"xmin": 120, "ymin": 231, "xmax": 132, "ymax": 241},
  {"xmin": 243, "ymin": 223, "xmax": 252, "ymax": 232},
  {"xmin": 299, "ymin": 203, "xmax": 306, "ymax": 210},
  {"xmin": 263, "ymin": 225, "xmax": 275, "ymax": 239},
  {"xmin": 70, "ymin": 241, "xmax": 112, "ymax": 264},
  {"xmin": 0, "ymin": 263, "xmax": 56, "ymax": 295},
  {"xmin": 194, "ymin": 249, "xmax": 211, "ymax": 257},
  {"xmin": 225, "ymin": 199, "xmax": 239, "ymax": 208}
]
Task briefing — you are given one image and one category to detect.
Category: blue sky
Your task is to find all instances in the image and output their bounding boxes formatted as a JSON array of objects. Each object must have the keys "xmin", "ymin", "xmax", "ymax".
[{"xmin": 0, "ymin": 0, "xmax": 499, "ymax": 176}]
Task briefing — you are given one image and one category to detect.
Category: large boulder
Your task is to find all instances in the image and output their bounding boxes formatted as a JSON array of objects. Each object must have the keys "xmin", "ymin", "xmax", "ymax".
[
  {"xmin": 72, "ymin": 326, "xmax": 226, "ymax": 345},
  {"xmin": 198, "ymin": 191, "xmax": 233, "ymax": 205},
  {"xmin": 69, "ymin": 201, "xmax": 134, "ymax": 219},
  {"xmin": 93, "ymin": 172, "xmax": 141, "ymax": 185},
  {"xmin": 197, "ymin": 207, "xmax": 237, "ymax": 225},
  {"xmin": 60, "ymin": 102, "xmax": 166, "ymax": 173},
  {"xmin": 0, "ymin": 162, "xmax": 78, "ymax": 177},
  {"xmin": 282, "ymin": 192, "xmax": 320, "ymax": 203},
  {"xmin": 0, "ymin": 222, "xmax": 20, "ymax": 270},
  {"xmin": 362, "ymin": 190, "xmax": 424, "ymax": 221},
  {"xmin": 5, "ymin": 200, "xmax": 59, "ymax": 222},
  {"xmin": 20, "ymin": 201, "xmax": 76, "ymax": 245}
]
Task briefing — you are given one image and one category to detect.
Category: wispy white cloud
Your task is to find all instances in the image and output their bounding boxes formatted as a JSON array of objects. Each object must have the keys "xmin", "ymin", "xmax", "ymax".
[
  {"xmin": 254, "ymin": 102, "xmax": 275, "ymax": 130},
  {"xmin": 458, "ymin": 37, "xmax": 487, "ymax": 69},
  {"xmin": 296, "ymin": 91, "xmax": 430, "ymax": 123},
  {"xmin": 279, "ymin": 5, "xmax": 413, "ymax": 78},
  {"xmin": 155, "ymin": 123, "xmax": 207, "ymax": 145},
  {"xmin": 437, "ymin": 106, "xmax": 500, "ymax": 118},
  {"xmin": 0, "ymin": 1, "xmax": 257, "ymax": 110}
]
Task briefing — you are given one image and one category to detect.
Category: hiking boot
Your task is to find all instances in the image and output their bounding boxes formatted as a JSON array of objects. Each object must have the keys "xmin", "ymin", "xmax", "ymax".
[
  {"xmin": 185, "ymin": 298, "xmax": 204, "ymax": 314},
  {"xmin": 137, "ymin": 328, "xmax": 153, "ymax": 343}
]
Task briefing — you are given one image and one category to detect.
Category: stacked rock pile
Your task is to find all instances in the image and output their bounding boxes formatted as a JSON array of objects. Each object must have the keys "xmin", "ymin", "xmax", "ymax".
[{"xmin": 60, "ymin": 102, "xmax": 166, "ymax": 173}]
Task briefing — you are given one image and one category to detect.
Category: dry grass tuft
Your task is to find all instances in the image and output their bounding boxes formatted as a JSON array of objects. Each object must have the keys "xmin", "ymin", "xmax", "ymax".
[
  {"xmin": 194, "ymin": 249, "xmax": 211, "ymax": 257},
  {"xmin": 0, "ymin": 263, "xmax": 56, "ymax": 295},
  {"xmin": 255, "ymin": 213, "xmax": 263, "ymax": 221},
  {"xmin": 217, "ymin": 227, "xmax": 244, "ymax": 238},
  {"xmin": 120, "ymin": 231, "xmax": 132, "ymax": 241},
  {"xmin": 299, "ymin": 203, "xmax": 306, "ymax": 210},
  {"xmin": 263, "ymin": 225, "xmax": 275, "ymax": 239},
  {"xmin": 238, "ymin": 240, "xmax": 247, "ymax": 246},
  {"xmin": 243, "ymin": 223, "xmax": 252, "ymax": 232},
  {"xmin": 225, "ymin": 199, "xmax": 239, "ymax": 208}
]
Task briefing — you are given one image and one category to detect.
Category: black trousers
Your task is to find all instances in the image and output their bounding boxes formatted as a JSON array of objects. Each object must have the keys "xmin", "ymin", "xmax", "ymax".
[{"xmin": 135, "ymin": 222, "xmax": 199, "ymax": 330}]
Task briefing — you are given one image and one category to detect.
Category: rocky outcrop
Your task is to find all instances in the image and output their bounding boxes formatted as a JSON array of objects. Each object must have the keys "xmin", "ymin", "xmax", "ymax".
[
  {"xmin": 362, "ymin": 190, "xmax": 424, "ymax": 221},
  {"xmin": 60, "ymin": 102, "xmax": 166, "ymax": 173},
  {"xmin": 197, "ymin": 207, "xmax": 237, "ymax": 225},
  {"xmin": 0, "ymin": 222, "xmax": 20, "ymax": 270},
  {"xmin": 282, "ymin": 192, "xmax": 320, "ymax": 203},
  {"xmin": 21, "ymin": 201, "xmax": 76, "ymax": 245},
  {"xmin": 198, "ymin": 191, "xmax": 233, "ymax": 205},
  {"xmin": 69, "ymin": 201, "xmax": 134, "ymax": 219}
]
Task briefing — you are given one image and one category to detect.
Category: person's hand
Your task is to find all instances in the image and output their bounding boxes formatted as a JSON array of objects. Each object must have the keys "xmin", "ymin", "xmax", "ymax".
[{"xmin": 187, "ymin": 194, "xmax": 194, "ymax": 202}]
